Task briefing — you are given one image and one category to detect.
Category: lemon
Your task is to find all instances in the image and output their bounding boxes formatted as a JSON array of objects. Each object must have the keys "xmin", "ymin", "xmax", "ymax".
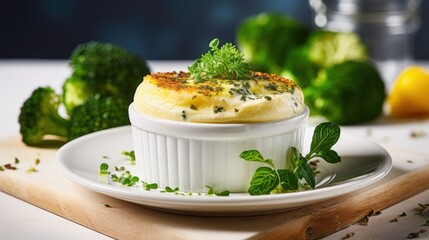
[{"xmin": 388, "ymin": 66, "xmax": 429, "ymax": 118}]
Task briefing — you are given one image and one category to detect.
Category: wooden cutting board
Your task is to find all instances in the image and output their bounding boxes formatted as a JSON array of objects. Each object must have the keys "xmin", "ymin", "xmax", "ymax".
[{"xmin": 1, "ymin": 135, "xmax": 429, "ymax": 240}]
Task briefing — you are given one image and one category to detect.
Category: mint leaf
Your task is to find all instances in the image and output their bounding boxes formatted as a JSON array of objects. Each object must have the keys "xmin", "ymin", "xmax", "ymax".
[
  {"xmin": 248, "ymin": 167, "xmax": 279, "ymax": 195},
  {"xmin": 307, "ymin": 122, "xmax": 340, "ymax": 158},
  {"xmin": 241, "ymin": 122, "xmax": 341, "ymax": 195},
  {"xmin": 296, "ymin": 161, "xmax": 316, "ymax": 189},
  {"xmin": 287, "ymin": 147, "xmax": 304, "ymax": 169},
  {"xmin": 240, "ymin": 150, "xmax": 274, "ymax": 167},
  {"xmin": 277, "ymin": 169, "xmax": 299, "ymax": 191},
  {"xmin": 315, "ymin": 149, "xmax": 341, "ymax": 164}
]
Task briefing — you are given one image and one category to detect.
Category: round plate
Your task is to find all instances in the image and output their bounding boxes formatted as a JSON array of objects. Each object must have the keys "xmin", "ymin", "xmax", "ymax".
[{"xmin": 55, "ymin": 126, "xmax": 392, "ymax": 216}]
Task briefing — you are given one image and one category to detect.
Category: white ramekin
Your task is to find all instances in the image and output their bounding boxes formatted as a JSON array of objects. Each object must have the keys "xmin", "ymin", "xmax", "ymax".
[{"xmin": 129, "ymin": 103, "xmax": 309, "ymax": 193}]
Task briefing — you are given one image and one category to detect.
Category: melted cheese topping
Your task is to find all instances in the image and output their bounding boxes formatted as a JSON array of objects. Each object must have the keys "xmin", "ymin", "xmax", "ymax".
[{"xmin": 133, "ymin": 71, "xmax": 304, "ymax": 123}]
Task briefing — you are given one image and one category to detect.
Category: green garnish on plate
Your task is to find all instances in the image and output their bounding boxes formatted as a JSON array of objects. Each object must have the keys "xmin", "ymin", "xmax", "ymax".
[{"xmin": 240, "ymin": 122, "xmax": 341, "ymax": 195}]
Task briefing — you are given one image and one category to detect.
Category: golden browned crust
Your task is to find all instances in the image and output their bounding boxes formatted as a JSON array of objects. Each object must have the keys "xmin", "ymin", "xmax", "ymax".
[{"xmin": 145, "ymin": 71, "xmax": 299, "ymax": 96}]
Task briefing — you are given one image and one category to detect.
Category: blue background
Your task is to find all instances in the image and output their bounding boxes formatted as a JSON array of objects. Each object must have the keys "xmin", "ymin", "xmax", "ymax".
[{"xmin": 1, "ymin": 0, "xmax": 428, "ymax": 60}]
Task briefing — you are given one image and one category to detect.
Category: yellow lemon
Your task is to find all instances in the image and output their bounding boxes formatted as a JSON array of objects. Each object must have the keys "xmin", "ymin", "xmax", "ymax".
[{"xmin": 388, "ymin": 66, "xmax": 429, "ymax": 118}]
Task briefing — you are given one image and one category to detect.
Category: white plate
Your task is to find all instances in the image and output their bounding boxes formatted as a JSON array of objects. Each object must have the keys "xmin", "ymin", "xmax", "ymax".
[{"xmin": 55, "ymin": 126, "xmax": 392, "ymax": 216}]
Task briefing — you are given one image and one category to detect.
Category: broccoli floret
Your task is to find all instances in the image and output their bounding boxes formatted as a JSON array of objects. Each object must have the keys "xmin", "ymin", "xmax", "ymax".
[
  {"xmin": 236, "ymin": 13, "xmax": 310, "ymax": 74},
  {"xmin": 63, "ymin": 41, "xmax": 150, "ymax": 114},
  {"xmin": 304, "ymin": 61, "xmax": 386, "ymax": 125},
  {"xmin": 18, "ymin": 87, "xmax": 69, "ymax": 146},
  {"xmin": 281, "ymin": 47, "xmax": 320, "ymax": 88},
  {"xmin": 306, "ymin": 30, "xmax": 368, "ymax": 68},
  {"xmin": 68, "ymin": 95, "xmax": 130, "ymax": 140}
]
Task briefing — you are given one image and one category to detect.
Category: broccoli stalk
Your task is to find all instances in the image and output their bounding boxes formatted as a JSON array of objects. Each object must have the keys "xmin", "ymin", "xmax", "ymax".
[
  {"xmin": 63, "ymin": 41, "xmax": 150, "ymax": 115},
  {"xmin": 18, "ymin": 87, "xmax": 69, "ymax": 146},
  {"xmin": 304, "ymin": 61, "xmax": 386, "ymax": 125}
]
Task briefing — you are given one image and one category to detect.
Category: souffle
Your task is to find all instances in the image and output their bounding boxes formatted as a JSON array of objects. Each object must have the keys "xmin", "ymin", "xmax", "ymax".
[{"xmin": 133, "ymin": 71, "xmax": 304, "ymax": 123}]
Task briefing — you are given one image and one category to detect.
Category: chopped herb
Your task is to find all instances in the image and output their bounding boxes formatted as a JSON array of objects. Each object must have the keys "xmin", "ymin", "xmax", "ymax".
[
  {"xmin": 142, "ymin": 181, "xmax": 158, "ymax": 191},
  {"xmin": 26, "ymin": 166, "xmax": 37, "ymax": 173},
  {"xmin": 111, "ymin": 174, "xmax": 119, "ymax": 182},
  {"xmin": 341, "ymin": 232, "xmax": 355, "ymax": 239},
  {"xmin": 0, "ymin": 166, "xmax": 4, "ymax": 171},
  {"xmin": 390, "ymin": 218, "xmax": 398, "ymax": 222},
  {"xmin": 192, "ymin": 95, "xmax": 197, "ymax": 100},
  {"xmin": 264, "ymin": 96, "xmax": 272, "ymax": 101},
  {"xmin": 214, "ymin": 106, "xmax": 225, "ymax": 113},
  {"xmin": 410, "ymin": 130, "xmax": 425, "ymax": 138},
  {"xmin": 4, "ymin": 164, "xmax": 17, "ymax": 170},
  {"xmin": 358, "ymin": 216, "xmax": 369, "ymax": 226},
  {"xmin": 407, "ymin": 232, "xmax": 420, "ymax": 239},
  {"xmin": 234, "ymin": 108, "xmax": 239, "ymax": 112},
  {"xmin": 205, "ymin": 185, "xmax": 230, "ymax": 196},
  {"xmin": 264, "ymin": 83, "xmax": 278, "ymax": 91},
  {"xmin": 415, "ymin": 203, "xmax": 429, "ymax": 215},
  {"xmin": 104, "ymin": 204, "xmax": 112, "ymax": 208},
  {"xmin": 190, "ymin": 104, "xmax": 198, "ymax": 110},
  {"xmin": 121, "ymin": 150, "xmax": 136, "ymax": 165},
  {"xmin": 374, "ymin": 211, "xmax": 382, "ymax": 216},
  {"xmin": 14, "ymin": 157, "xmax": 20, "ymax": 164},
  {"xmin": 116, "ymin": 171, "xmax": 140, "ymax": 187},
  {"xmin": 35, "ymin": 158, "xmax": 40, "ymax": 165},
  {"xmin": 164, "ymin": 186, "xmax": 179, "ymax": 193},
  {"xmin": 407, "ymin": 160, "xmax": 414, "ymax": 164},
  {"xmin": 400, "ymin": 212, "xmax": 408, "ymax": 217},
  {"xmin": 181, "ymin": 110, "xmax": 187, "ymax": 120},
  {"xmin": 423, "ymin": 220, "xmax": 429, "ymax": 227},
  {"xmin": 115, "ymin": 166, "xmax": 126, "ymax": 171},
  {"xmin": 200, "ymin": 85, "xmax": 214, "ymax": 91},
  {"xmin": 99, "ymin": 163, "xmax": 110, "ymax": 176},
  {"xmin": 102, "ymin": 155, "xmax": 110, "ymax": 159},
  {"xmin": 240, "ymin": 122, "xmax": 341, "ymax": 195}
]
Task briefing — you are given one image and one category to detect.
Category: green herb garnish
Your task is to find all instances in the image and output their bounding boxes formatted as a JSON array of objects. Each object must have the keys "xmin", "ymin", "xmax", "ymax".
[
  {"xmin": 188, "ymin": 38, "xmax": 252, "ymax": 82},
  {"xmin": 99, "ymin": 163, "xmax": 110, "ymax": 176},
  {"xmin": 165, "ymin": 186, "xmax": 179, "ymax": 193},
  {"xmin": 205, "ymin": 185, "xmax": 230, "ymax": 196},
  {"xmin": 117, "ymin": 170, "xmax": 140, "ymax": 187},
  {"xmin": 213, "ymin": 106, "xmax": 225, "ymax": 113},
  {"xmin": 142, "ymin": 181, "xmax": 159, "ymax": 191},
  {"xmin": 121, "ymin": 150, "xmax": 136, "ymax": 165},
  {"xmin": 240, "ymin": 122, "xmax": 341, "ymax": 195}
]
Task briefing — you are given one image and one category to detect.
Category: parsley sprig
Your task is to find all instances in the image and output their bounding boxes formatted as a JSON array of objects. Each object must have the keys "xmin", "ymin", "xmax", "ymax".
[
  {"xmin": 240, "ymin": 122, "xmax": 341, "ymax": 195},
  {"xmin": 188, "ymin": 38, "xmax": 252, "ymax": 82}
]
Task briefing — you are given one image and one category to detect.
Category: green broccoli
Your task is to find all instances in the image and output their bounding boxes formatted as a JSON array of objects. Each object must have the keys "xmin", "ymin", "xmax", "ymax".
[
  {"xmin": 236, "ymin": 13, "xmax": 310, "ymax": 74},
  {"xmin": 282, "ymin": 30, "xmax": 368, "ymax": 87},
  {"xmin": 68, "ymin": 95, "xmax": 130, "ymax": 140},
  {"xmin": 63, "ymin": 41, "xmax": 150, "ymax": 114},
  {"xmin": 305, "ymin": 30, "xmax": 368, "ymax": 68},
  {"xmin": 304, "ymin": 61, "xmax": 386, "ymax": 125},
  {"xmin": 18, "ymin": 87, "xmax": 69, "ymax": 146},
  {"xmin": 281, "ymin": 47, "xmax": 320, "ymax": 88}
]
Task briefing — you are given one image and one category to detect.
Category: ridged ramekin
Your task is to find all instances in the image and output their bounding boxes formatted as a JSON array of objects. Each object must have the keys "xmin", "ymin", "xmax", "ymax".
[{"xmin": 128, "ymin": 103, "xmax": 309, "ymax": 193}]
